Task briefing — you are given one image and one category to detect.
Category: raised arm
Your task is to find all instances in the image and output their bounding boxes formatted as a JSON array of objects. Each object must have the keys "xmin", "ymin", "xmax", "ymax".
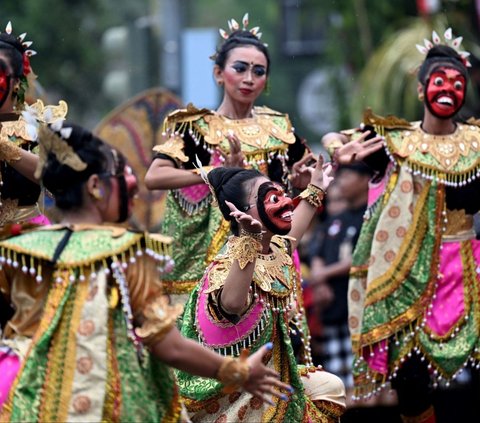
[
  {"xmin": 144, "ymin": 157, "xmax": 203, "ymax": 190},
  {"xmin": 288, "ymin": 156, "xmax": 334, "ymax": 251}
]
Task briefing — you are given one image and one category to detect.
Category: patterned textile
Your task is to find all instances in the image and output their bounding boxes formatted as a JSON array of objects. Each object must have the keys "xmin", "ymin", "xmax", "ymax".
[
  {"xmin": 177, "ymin": 236, "xmax": 346, "ymax": 422},
  {"xmin": 0, "ymin": 225, "xmax": 183, "ymax": 422},
  {"xmin": 156, "ymin": 105, "xmax": 306, "ymax": 301},
  {"xmin": 347, "ymin": 117, "xmax": 480, "ymax": 398}
]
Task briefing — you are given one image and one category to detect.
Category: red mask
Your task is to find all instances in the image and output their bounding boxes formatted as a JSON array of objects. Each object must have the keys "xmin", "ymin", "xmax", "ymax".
[
  {"xmin": 425, "ymin": 67, "xmax": 466, "ymax": 119},
  {"xmin": 0, "ymin": 61, "xmax": 11, "ymax": 108},
  {"xmin": 257, "ymin": 183, "xmax": 293, "ymax": 235}
]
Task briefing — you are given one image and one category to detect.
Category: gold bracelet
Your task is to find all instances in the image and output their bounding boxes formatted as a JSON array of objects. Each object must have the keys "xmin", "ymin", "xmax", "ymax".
[
  {"xmin": 135, "ymin": 296, "xmax": 184, "ymax": 346},
  {"xmin": 229, "ymin": 234, "xmax": 262, "ymax": 269},
  {"xmin": 298, "ymin": 183, "xmax": 325, "ymax": 208},
  {"xmin": 216, "ymin": 349, "xmax": 250, "ymax": 393}
]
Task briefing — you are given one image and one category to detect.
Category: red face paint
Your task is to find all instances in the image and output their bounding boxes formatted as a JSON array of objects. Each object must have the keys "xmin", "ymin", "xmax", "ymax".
[{"xmin": 425, "ymin": 67, "xmax": 466, "ymax": 119}]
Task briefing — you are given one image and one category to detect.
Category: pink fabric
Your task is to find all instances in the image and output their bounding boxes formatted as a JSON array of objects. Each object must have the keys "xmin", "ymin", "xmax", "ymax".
[
  {"xmin": 367, "ymin": 176, "xmax": 387, "ymax": 208},
  {"xmin": 0, "ymin": 349, "xmax": 20, "ymax": 408},
  {"xmin": 29, "ymin": 214, "xmax": 50, "ymax": 225},
  {"xmin": 179, "ymin": 183, "xmax": 210, "ymax": 203},
  {"xmin": 426, "ymin": 240, "xmax": 480, "ymax": 336},
  {"xmin": 363, "ymin": 340, "xmax": 388, "ymax": 374},
  {"xmin": 196, "ymin": 276, "xmax": 265, "ymax": 347}
]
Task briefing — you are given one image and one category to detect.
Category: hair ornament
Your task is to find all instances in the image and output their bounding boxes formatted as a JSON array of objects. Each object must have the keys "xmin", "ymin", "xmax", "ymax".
[
  {"xmin": 2, "ymin": 21, "xmax": 37, "ymax": 58},
  {"xmin": 194, "ymin": 155, "xmax": 218, "ymax": 207},
  {"xmin": 21, "ymin": 107, "xmax": 87, "ymax": 179},
  {"xmin": 416, "ymin": 28, "xmax": 471, "ymax": 67},
  {"xmin": 219, "ymin": 13, "xmax": 264, "ymax": 41}
]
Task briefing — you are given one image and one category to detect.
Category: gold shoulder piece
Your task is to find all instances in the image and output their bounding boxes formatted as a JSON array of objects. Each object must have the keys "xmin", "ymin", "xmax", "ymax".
[
  {"xmin": 165, "ymin": 103, "xmax": 212, "ymax": 124},
  {"xmin": 466, "ymin": 117, "xmax": 480, "ymax": 127},
  {"xmin": 152, "ymin": 137, "xmax": 189, "ymax": 163},
  {"xmin": 363, "ymin": 108, "xmax": 412, "ymax": 130},
  {"xmin": 252, "ymin": 106, "xmax": 285, "ymax": 116}
]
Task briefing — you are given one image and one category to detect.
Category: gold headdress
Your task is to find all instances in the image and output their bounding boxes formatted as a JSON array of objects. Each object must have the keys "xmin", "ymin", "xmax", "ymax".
[
  {"xmin": 1, "ymin": 21, "xmax": 38, "ymax": 107},
  {"xmin": 416, "ymin": 28, "xmax": 471, "ymax": 67},
  {"xmin": 19, "ymin": 106, "xmax": 87, "ymax": 179}
]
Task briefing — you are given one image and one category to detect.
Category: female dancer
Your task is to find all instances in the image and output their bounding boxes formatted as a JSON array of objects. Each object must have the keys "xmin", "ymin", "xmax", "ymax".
[
  {"xmin": 325, "ymin": 29, "xmax": 480, "ymax": 422},
  {"xmin": 176, "ymin": 158, "xmax": 346, "ymax": 422},
  {"xmin": 145, "ymin": 14, "xmax": 311, "ymax": 307},
  {"xmin": 0, "ymin": 121, "xmax": 290, "ymax": 422}
]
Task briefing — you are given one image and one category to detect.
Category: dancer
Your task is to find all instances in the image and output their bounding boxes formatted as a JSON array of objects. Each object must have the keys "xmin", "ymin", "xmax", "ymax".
[
  {"xmin": 0, "ymin": 20, "xmax": 67, "ymax": 227},
  {"xmin": 325, "ymin": 28, "xmax": 480, "ymax": 422},
  {"xmin": 145, "ymin": 14, "xmax": 311, "ymax": 304},
  {"xmin": 0, "ymin": 122, "xmax": 290, "ymax": 422},
  {"xmin": 176, "ymin": 158, "xmax": 346, "ymax": 422}
]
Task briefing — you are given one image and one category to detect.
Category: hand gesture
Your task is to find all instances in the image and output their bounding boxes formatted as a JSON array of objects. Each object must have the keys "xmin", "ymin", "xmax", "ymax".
[
  {"xmin": 335, "ymin": 131, "xmax": 384, "ymax": 164},
  {"xmin": 244, "ymin": 343, "xmax": 293, "ymax": 404},
  {"xmin": 226, "ymin": 200, "xmax": 263, "ymax": 233},
  {"xmin": 290, "ymin": 153, "xmax": 316, "ymax": 190},
  {"xmin": 220, "ymin": 132, "xmax": 245, "ymax": 168},
  {"xmin": 309, "ymin": 154, "xmax": 334, "ymax": 192}
]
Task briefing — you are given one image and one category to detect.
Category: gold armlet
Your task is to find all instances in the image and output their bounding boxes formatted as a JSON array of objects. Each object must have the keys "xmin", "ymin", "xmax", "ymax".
[
  {"xmin": 216, "ymin": 349, "xmax": 250, "ymax": 393},
  {"xmin": 229, "ymin": 232, "xmax": 262, "ymax": 269},
  {"xmin": 135, "ymin": 295, "xmax": 183, "ymax": 347},
  {"xmin": 298, "ymin": 183, "xmax": 325, "ymax": 208}
]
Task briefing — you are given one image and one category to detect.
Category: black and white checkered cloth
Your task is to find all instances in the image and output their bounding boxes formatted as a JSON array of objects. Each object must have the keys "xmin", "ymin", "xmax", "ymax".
[{"xmin": 314, "ymin": 323, "xmax": 354, "ymax": 389}]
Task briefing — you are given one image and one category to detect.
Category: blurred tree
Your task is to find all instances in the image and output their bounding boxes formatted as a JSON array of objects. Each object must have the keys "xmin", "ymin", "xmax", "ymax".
[{"xmin": 2, "ymin": 0, "xmax": 150, "ymax": 125}]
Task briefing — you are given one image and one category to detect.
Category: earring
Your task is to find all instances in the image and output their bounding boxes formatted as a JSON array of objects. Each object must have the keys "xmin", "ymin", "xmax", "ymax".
[
  {"xmin": 91, "ymin": 188, "xmax": 103, "ymax": 200},
  {"xmin": 217, "ymin": 80, "xmax": 223, "ymax": 86},
  {"xmin": 418, "ymin": 93, "xmax": 424, "ymax": 101}
]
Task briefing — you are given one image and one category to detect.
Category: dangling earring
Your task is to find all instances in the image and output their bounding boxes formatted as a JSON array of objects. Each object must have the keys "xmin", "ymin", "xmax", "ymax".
[
  {"xmin": 263, "ymin": 80, "xmax": 270, "ymax": 96},
  {"xmin": 91, "ymin": 187, "xmax": 103, "ymax": 200}
]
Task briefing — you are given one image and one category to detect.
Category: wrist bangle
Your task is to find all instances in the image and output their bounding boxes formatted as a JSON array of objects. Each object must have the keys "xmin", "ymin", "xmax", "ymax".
[
  {"xmin": 298, "ymin": 183, "xmax": 325, "ymax": 208},
  {"xmin": 216, "ymin": 349, "xmax": 250, "ymax": 393}
]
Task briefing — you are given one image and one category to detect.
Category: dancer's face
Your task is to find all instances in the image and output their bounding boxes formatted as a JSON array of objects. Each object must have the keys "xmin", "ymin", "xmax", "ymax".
[
  {"xmin": 425, "ymin": 66, "xmax": 466, "ymax": 119},
  {"xmin": 215, "ymin": 45, "xmax": 268, "ymax": 106},
  {"xmin": 245, "ymin": 178, "xmax": 293, "ymax": 236},
  {"xmin": 0, "ymin": 56, "xmax": 12, "ymax": 110}
]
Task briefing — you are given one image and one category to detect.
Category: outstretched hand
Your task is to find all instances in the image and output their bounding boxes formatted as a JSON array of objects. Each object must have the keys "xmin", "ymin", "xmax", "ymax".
[
  {"xmin": 220, "ymin": 132, "xmax": 245, "ymax": 168},
  {"xmin": 290, "ymin": 153, "xmax": 316, "ymax": 190},
  {"xmin": 335, "ymin": 131, "xmax": 384, "ymax": 164},
  {"xmin": 304, "ymin": 154, "xmax": 334, "ymax": 192},
  {"xmin": 226, "ymin": 200, "xmax": 263, "ymax": 233},
  {"xmin": 244, "ymin": 343, "xmax": 293, "ymax": 404}
]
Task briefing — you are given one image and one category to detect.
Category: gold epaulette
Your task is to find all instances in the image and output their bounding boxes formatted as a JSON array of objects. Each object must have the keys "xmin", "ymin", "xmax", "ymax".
[
  {"xmin": 466, "ymin": 117, "xmax": 480, "ymax": 128},
  {"xmin": 164, "ymin": 103, "xmax": 212, "ymax": 126},
  {"xmin": 252, "ymin": 106, "xmax": 287, "ymax": 117},
  {"xmin": 362, "ymin": 108, "xmax": 412, "ymax": 135}
]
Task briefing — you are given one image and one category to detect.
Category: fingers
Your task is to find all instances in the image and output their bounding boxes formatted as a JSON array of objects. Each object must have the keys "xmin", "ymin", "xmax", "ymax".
[
  {"xmin": 293, "ymin": 152, "xmax": 315, "ymax": 170},
  {"xmin": 225, "ymin": 200, "xmax": 239, "ymax": 213}
]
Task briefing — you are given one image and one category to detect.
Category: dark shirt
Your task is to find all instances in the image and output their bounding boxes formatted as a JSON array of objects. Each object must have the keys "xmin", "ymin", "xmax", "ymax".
[{"xmin": 312, "ymin": 205, "xmax": 366, "ymax": 324}]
